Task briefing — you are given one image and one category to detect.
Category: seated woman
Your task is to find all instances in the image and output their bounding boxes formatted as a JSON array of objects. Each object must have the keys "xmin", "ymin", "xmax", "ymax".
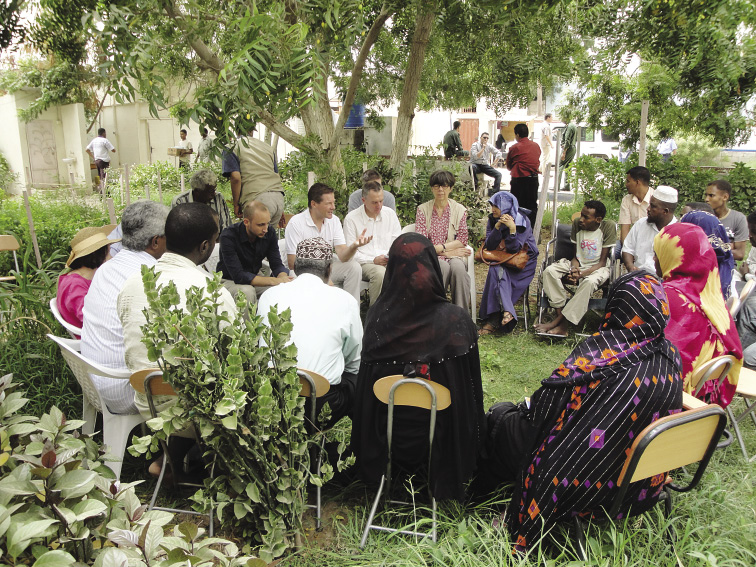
[
  {"xmin": 57, "ymin": 226, "xmax": 119, "ymax": 330},
  {"xmin": 476, "ymin": 271, "xmax": 682, "ymax": 553},
  {"xmin": 654, "ymin": 223, "xmax": 741, "ymax": 406},
  {"xmin": 478, "ymin": 192, "xmax": 538, "ymax": 334},
  {"xmin": 352, "ymin": 233, "xmax": 485, "ymax": 502},
  {"xmin": 415, "ymin": 169, "xmax": 472, "ymax": 312},
  {"xmin": 679, "ymin": 209, "xmax": 734, "ymax": 299}
]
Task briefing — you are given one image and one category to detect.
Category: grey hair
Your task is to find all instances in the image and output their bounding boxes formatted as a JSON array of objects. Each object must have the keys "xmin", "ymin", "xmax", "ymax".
[
  {"xmin": 121, "ymin": 200, "xmax": 170, "ymax": 251},
  {"xmin": 361, "ymin": 180, "xmax": 383, "ymax": 200},
  {"xmin": 190, "ymin": 168, "xmax": 217, "ymax": 191},
  {"xmin": 293, "ymin": 257, "xmax": 331, "ymax": 281}
]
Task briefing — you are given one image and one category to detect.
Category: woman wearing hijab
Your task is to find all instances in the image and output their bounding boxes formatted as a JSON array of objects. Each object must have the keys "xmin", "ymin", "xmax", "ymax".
[
  {"xmin": 478, "ymin": 192, "xmax": 538, "ymax": 334},
  {"xmin": 57, "ymin": 226, "xmax": 120, "ymax": 330},
  {"xmin": 476, "ymin": 271, "xmax": 682, "ymax": 553},
  {"xmin": 654, "ymin": 223, "xmax": 742, "ymax": 406},
  {"xmin": 352, "ymin": 233, "xmax": 485, "ymax": 502},
  {"xmin": 679, "ymin": 209, "xmax": 735, "ymax": 299}
]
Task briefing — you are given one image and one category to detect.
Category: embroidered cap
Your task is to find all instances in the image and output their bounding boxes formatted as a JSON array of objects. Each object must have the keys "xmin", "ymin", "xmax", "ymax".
[
  {"xmin": 654, "ymin": 185, "xmax": 678, "ymax": 204},
  {"xmin": 296, "ymin": 237, "xmax": 333, "ymax": 262}
]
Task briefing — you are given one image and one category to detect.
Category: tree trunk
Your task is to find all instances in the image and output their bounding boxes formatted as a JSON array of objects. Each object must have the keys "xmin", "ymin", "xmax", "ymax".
[{"xmin": 388, "ymin": 3, "xmax": 436, "ymax": 186}]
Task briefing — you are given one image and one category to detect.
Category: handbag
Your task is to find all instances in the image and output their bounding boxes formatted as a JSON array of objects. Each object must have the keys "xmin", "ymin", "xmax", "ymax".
[{"xmin": 475, "ymin": 241, "xmax": 529, "ymax": 270}]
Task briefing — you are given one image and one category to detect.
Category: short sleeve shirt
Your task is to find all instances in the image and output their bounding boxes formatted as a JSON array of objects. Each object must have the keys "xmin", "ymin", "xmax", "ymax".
[
  {"xmin": 571, "ymin": 218, "xmax": 617, "ymax": 269},
  {"xmin": 618, "ymin": 187, "xmax": 654, "ymax": 226},
  {"xmin": 719, "ymin": 209, "xmax": 748, "ymax": 243},
  {"xmin": 86, "ymin": 137, "xmax": 115, "ymax": 162},
  {"xmin": 284, "ymin": 208, "xmax": 346, "ymax": 256}
]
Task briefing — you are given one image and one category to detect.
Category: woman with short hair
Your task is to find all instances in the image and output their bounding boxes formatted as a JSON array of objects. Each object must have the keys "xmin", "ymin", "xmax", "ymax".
[{"xmin": 414, "ymin": 169, "xmax": 472, "ymax": 311}]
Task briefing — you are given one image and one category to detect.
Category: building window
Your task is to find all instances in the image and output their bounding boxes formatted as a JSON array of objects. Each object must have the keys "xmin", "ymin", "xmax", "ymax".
[{"xmin": 460, "ymin": 106, "xmax": 477, "ymax": 113}]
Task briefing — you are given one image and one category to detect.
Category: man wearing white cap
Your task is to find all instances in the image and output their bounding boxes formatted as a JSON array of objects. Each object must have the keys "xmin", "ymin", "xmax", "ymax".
[{"xmin": 622, "ymin": 185, "xmax": 678, "ymax": 273}]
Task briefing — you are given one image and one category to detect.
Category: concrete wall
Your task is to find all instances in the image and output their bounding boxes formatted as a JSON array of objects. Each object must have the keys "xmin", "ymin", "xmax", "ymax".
[{"xmin": 0, "ymin": 94, "xmax": 24, "ymax": 194}]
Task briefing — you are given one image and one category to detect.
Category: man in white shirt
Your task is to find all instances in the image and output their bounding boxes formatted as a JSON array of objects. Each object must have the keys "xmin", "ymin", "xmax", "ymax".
[
  {"xmin": 657, "ymin": 137, "xmax": 677, "ymax": 161},
  {"xmin": 118, "ymin": 202, "xmax": 238, "ymax": 420},
  {"xmin": 540, "ymin": 113, "xmax": 554, "ymax": 172},
  {"xmin": 177, "ymin": 128, "xmax": 193, "ymax": 170},
  {"xmin": 257, "ymin": 237, "xmax": 362, "ymax": 426},
  {"xmin": 343, "ymin": 181, "xmax": 402, "ymax": 305},
  {"xmin": 470, "ymin": 132, "xmax": 503, "ymax": 196},
  {"xmin": 86, "ymin": 128, "xmax": 116, "ymax": 187},
  {"xmin": 284, "ymin": 183, "xmax": 371, "ymax": 301},
  {"xmin": 81, "ymin": 200, "xmax": 170, "ymax": 414},
  {"xmin": 622, "ymin": 185, "xmax": 678, "ymax": 273}
]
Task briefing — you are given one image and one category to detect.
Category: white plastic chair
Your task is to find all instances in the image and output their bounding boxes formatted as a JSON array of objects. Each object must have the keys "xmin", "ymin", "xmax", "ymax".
[
  {"xmin": 402, "ymin": 224, "xmax": 476, "ymax": 317},
  {"xmin": 47, "ymin": 334, "xmax": 145, "ymax": 479},
  {"xmin": 50, "ymin": 297, "xmax": 83, "ymax": 339}
]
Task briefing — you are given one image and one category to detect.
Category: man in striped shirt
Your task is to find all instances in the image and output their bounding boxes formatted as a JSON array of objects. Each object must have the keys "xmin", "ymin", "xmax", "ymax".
[{"xmin": 81, "ymin": 200, "xmax": 169, "ymax": 414}]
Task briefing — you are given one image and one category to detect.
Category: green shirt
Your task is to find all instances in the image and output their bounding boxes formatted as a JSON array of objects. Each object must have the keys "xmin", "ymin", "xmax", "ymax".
[{"xmin": 443, "ymin": 129, "xmax": 463, "ymax": 153}]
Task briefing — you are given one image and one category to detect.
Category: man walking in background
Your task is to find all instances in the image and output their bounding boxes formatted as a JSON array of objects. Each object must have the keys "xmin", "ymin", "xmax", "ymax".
[
  {"xmin": 86, "ymin": 128, "xmax": 116, "ymax": 190},
  {"xmin": 540, "ymin": 114, "xmax": 554, "ymax": 172}
]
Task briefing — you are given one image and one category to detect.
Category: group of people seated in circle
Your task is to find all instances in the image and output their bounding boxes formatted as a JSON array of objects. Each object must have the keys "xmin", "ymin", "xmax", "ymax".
[{"xmin": 54, "ymin": 158, "xmax": 748, "ymax": 552}]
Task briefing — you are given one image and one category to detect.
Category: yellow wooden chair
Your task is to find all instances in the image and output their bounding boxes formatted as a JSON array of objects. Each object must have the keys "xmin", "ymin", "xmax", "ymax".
[
  {"xmin": 573, "ymin": 404, "xmax": 728, "ymax": 560},
  {"xmin": 129, "ymin": 369, "xmax": 216, "ymax": 536},
  {"xmin": 297, "ymin": 368, "xmax": 331, "ymax": 529},
  {"xmin": 0, "ymin": 235, "xmax": 20, "ymax": 282},
  {"xmin": 360, "ymin": 375, "xmax": 451, "ymax": 548}
]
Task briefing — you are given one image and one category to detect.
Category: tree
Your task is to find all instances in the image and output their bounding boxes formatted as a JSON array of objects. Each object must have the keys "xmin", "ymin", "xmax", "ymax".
[{"xmin": 560, "ymin": 0, "xmax": 756, "ymax": 146}]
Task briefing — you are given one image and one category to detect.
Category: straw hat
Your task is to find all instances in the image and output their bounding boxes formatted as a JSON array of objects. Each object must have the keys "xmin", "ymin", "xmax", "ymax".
[{"xmin": 66, "ymin": 226, "xmax": 121, "ymax": 268}]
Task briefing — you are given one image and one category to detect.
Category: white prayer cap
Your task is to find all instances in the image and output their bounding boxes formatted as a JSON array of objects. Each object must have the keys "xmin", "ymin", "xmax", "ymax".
[{"xmin": 654, "ymin": 185, "xmax": 678, "ymax": 204}]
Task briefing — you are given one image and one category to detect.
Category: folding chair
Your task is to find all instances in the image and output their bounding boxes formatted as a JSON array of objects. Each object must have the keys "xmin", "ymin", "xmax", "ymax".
[
  {"xmin": 129, "ymin": 369, "xmax": 215, "ymax": 535},
  {"xmin": 297, "ymin": 368, "xmax": 331, "ymax": 529},
  {"xmin": 47, "ymin": 334, "xmax": 145, "ymax": 479},
  {"xmin": 689, "ymin": 355, "xmax": 736, "ymax": 399},
  {"xmin": 572, "ymin": 404, "xmax": 728, "ymax": 561},
  {"xmin": 725, "ymin": 367, "xmax": 756, "ymax": 462},
  {"xmin": 360, "ymin": 375, "xmax": 451, "ymax": 548},
  {"xmin": 49, "ymin": 297, "xmax": 83, "ymax": 338},
  {"xmin": 0, "ymin": 235, "xmax": 21, "ymax": 282},
  {"xmin": 726, "ymin": 293, "xmax": 741, "ymax": 319},
  {"xmin": 402, "ymin": 223, "xmax": 476, "ymax": 318}
]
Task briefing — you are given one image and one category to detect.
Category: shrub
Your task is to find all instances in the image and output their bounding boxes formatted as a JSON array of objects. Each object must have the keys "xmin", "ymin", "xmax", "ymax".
[
  {"xmin": 131, "ymin": 269, "xmax": 350, "ymax": 562},
  {"xmin": 0, "ymin": 373, "xmax": 260, "ymax": 566},
  {"xmin": 0, "ymin": 152, "xmax": 18, "ymax": 194}
]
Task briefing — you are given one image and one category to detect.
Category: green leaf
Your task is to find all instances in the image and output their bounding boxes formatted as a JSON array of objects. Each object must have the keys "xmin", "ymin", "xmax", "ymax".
[
  {"xmin": 177, "ymin": 521, "xmax": 198, "ymax": 542},
  {"xmin": 7, "ymin": 518, "xmax": 59, "ymax": 558},
  {"xmin": 54, "ymin": 469, "xmax": 96, "ymax": 500},
  {"xmin": 32, "ymin": 550, "xmax": 76, "ymax": 567},
  {"xmin": 72, "ymin": 499, "xmax": 107, "ymax": 521}
]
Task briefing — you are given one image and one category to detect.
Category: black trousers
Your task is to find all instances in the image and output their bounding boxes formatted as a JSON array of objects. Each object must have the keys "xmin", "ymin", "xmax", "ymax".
[
  {"xmin": 510, "ymin": 176, "xmax": 539, "ymax": 228},
  {"xmin": 309, "ymin": 371, "xmax": 358, "ymax": 429}
]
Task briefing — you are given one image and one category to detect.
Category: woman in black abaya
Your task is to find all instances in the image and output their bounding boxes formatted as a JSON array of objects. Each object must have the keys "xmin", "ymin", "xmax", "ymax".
[{"xmin": 352, "ymin": 233, "xmax": 485, "ymax": 502}]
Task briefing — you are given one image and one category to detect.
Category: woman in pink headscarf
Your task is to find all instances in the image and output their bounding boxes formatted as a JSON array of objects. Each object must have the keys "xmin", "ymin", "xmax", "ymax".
[{"xmin": 653, "ymin": 222, "xmax": 742, "ymax": 406}]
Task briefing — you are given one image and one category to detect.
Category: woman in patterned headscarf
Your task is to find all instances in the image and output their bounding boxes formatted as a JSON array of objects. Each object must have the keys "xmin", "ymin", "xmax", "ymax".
[
  {"xmin": 478, "ymin": 191, "xmax": 538, "ymax": 334},
  {"xmin": 654, "ymin": 222, "xmax": 742, "ymax": 406},
  {"xmin": 679, "ymin": 210, "xmax": 735, "ymax": 299},
  {"xmin": 475, "ymin": 270, "xmax": 682, "ymax": 553}
]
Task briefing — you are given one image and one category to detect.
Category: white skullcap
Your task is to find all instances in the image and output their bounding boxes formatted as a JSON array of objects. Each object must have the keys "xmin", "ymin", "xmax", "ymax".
[{"xmin": 654, "ymin": 185, "xmax": 678, "ymax": 204}]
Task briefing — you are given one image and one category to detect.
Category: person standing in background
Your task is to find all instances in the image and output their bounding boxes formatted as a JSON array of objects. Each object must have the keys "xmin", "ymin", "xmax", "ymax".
[
  {"xmin": 86, "ymin": 128, "xmax": 116, "ymax": 189},
  {"xmin": 657, "ymin": 137, "xmax": 678, "ymax": 162},
  {"xmin": 177, "ymin": 129, "xmax": 193, "ymax": 170},
  {"xmin": 196, "ymin": 128, "xmax": 213, "ymax": 163},
  {"xmin": 540, "ymin": 114, "xmax": 554, "ymax": 172}
]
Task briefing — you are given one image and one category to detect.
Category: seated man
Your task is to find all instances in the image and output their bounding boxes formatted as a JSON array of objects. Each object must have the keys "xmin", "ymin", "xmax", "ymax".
[
  {"xmin": 705, "ymin": 179, "xmax": 748, "ymax": 261},
  {"xmin": 118, "ymin": 202, "xmax": 238, "ymax": 419},
  {"xmin": 257, "ymin": 237, "xmax": 362, "ymax": 426},
  {"xmin": 217, "ymin": 201, "xmax": 292, "ymax": 306},
  {"xmin": 470, "ymin": 132, "xmax": 502, "ymax": 196},
  {"xmin": 534, "ymin": 200, "xmax": 616, "ymax": 337},
  {"xmin": 622, "ymin": 185, "xmax": 678, "ymax": 273},
  {"xmin": 171, "ymin": 168, "xmax": 233, "ymax": 231},
  {"xmin": 443, "ymin": 121, "xmax": 469, "ymax": 159},
  {"xmin": 343, "ymin": 180, "xmax": 401, "ymax": 306},
  {"xmin": 81, "ymin": 200, "xmax": 169, "ymax": 414},
  {"xmin": 347, "ymin": 169, "xmax": 396, "ymax": 213},
  {"xmin": 285, "ymin": 183, "xmax": 371, "ymax": 302}
]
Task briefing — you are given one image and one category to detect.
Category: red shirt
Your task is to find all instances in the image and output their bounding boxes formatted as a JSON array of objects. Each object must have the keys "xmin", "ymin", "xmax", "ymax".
[{"xmin": 506, "ymin": 137, "xmax": 541, "ymax": 178}]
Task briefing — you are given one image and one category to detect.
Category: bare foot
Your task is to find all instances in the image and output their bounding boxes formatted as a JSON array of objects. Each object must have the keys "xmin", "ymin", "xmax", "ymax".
[
  {"xmin": 545, "ymin": 321, "xmax": 569, "ymax": 336},
  {"xmin": 148, "ymin": 454, "xmax": 164, "ymax": 478},
  {"xmin": 501, "ymin": 312, "xmax": 514, "ymax": 326},
  {"xmin": 534, "ymin": 318, "xmax": 559, "ymax": 333}
]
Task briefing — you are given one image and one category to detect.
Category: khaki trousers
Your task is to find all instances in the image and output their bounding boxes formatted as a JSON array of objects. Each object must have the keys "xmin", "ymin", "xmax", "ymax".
[
  {"xmin": 542, "ymin": 258, "xmax": 609, "ymax": 325},
  {"xmin": 330, "ymin": 258, "xmax": 362, "ymax": 302},
  {"xmin": 361, "ymin": 263, "xmax": 386, "ymax": 306},
  {"xmin": 439, "ymin": 257, "xmax": 471, "ymax": 312}
]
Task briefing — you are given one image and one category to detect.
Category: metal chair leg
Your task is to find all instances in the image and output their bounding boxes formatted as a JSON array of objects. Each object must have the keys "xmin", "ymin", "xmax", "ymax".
[
  {"xmin": 360, "ymin": 475, "xmax": 386, "ymax": 548},
  {"xmin": 572, "ymin": 516, "xmax": 587, "ymax": 561}
]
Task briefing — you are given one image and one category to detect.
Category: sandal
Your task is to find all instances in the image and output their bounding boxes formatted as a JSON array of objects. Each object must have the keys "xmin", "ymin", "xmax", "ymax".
[
  {"xmin": 501, "ymin": 312, "xmax": 514, "ymax": 326},
  {"xmin": 478, "ymin": 323, "xmax": 498, "ymax": 336}
]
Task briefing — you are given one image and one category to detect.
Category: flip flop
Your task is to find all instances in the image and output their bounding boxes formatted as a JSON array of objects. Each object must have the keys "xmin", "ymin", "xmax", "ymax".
[
  {"xmin": 535, "ymin": 329, "xmax": 568, "ymax": 338},
  {"xmin": 478, "ymin": 323, "xmax": 498, "ymax": 336}
]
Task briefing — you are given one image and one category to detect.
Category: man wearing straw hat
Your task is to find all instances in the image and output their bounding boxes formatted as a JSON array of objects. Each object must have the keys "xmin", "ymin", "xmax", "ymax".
[{"xmin": 81, "ymin": 200, "xmax": 169, "ymax": 415}]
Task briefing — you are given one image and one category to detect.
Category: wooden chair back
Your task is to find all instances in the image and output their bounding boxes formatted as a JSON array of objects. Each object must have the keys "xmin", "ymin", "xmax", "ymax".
[
  {"xmin": 129, "ymin": 369, "xmax": 177, "ymax": 397},
  {"xmin": 689, "ymin": 355, "xmax": 735, "ymax": 397},
  {"xmin": 0, "ymin": 234, "xmax": 20, "ymax": 281},
  {"xmin": 617, "ymin": 405, "xmax": 726, "ymax": 487},
  {"xmin": 373, "ymin": 375, "xmax": 451, "ymax": 411},
  {"xmin": 298, "ymin": 369, "xmax": 330, "ymax": 398}
]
